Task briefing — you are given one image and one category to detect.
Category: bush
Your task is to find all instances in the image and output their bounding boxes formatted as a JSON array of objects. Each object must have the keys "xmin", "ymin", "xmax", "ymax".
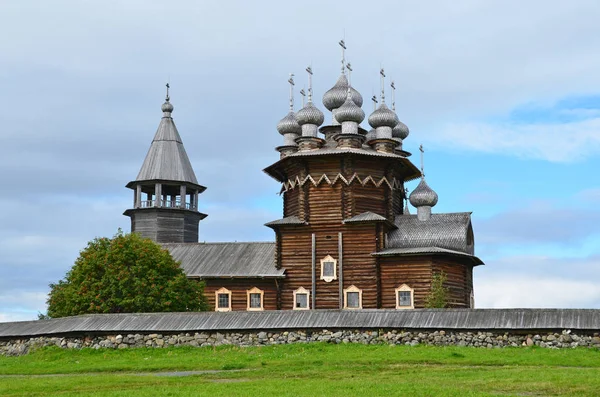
[
  {"xmin": 425, "ymin": 271, "xmax": 449, "ymax": 308},
  {"xmin": 47, "ymin": 230, "xmax": 207, "ymax": 318}
]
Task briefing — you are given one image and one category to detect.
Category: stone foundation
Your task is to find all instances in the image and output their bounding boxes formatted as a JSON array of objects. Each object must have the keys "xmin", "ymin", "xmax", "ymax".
[{"xmin": 2, "ymin": 329, "xmax": 600, "ymax": 356}]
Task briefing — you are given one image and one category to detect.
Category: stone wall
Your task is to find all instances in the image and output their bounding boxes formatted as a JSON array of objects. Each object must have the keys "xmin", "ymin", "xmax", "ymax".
[{"xmin": 2, "ymin": 329, "xmax": 600, "ymax": 356}]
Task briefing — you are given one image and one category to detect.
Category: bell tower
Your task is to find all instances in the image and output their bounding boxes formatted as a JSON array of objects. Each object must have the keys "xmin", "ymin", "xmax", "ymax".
[{"xmin": 124, "ymin": 85, "xmax": 207, "ymax": 243}]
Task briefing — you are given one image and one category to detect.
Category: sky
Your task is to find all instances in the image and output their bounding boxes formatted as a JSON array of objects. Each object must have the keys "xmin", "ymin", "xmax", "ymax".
[{"xmin": 1, "ymin": 0, "xmax": 600, "ymax": 322}]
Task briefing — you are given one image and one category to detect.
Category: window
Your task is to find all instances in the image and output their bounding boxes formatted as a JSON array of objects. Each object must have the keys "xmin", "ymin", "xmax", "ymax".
[
  {"xmin": 246, "ymin": 287, "xmax": 264, "ymax": 311},
  {"xmin": 215, "ymin": 287, "xmax": 231, "ymax": 312},
  {"xmin": 395, "ymin": 284, "xmax": 414, "ymax": 309},
  {"xmin": 343, "ymin": 285, "xmax": 362, "ymax": 309},
  {"xmin": 320, "ymin": 255, "xmax": 337, "ymax": 282},
  {"xmin": 293, "ymin": 287, "xmax": 310, "ymax": 310}
]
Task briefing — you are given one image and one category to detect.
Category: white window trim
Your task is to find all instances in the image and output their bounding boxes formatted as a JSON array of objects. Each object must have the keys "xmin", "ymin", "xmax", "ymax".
[
  {"xmin": 215, "ymin": 287, "xmax": 232, "ymax": 312},
  {"xmin": 470, "ymin": 290, "xmax": 475, "ymax": 309},
  {"xmin": 395, "ymin": 284, "xmax": 414, "ymax": 309},
  {"xmin": 293, "ymin": 287, "xmax": 310, "ymax": 310},
  {"xmin": 246, "ymin": 287, "xmax": 264, "ymax": 311},
  {"xmin": 320, "ymin": 255, "xmax": 337, "ymax": 283},
  {"xmin": 343, "ymin": 285, "xmax": 362, "ymax": 309}
]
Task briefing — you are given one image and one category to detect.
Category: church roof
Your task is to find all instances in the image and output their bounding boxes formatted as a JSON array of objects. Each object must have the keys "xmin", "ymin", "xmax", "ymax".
[
  {"xmin": 343, "ymin": 211, "xmax": 389, "ymax": 224},
  {"xmin": 163, "ymin": 242, "xmax": 283, "ymax": 278},
  {"xmin": 387, "ymin": 212, "xmax": 475, "ymax": 255},
  {"xmin": 129, "ymin": 98, "xmax": 200, "ymax": 187},
  {"xmin": 264, "ymin": 216, "xmax": 306, "ymax": 227},
  {"xmin": 373, "ymin": 246, "xmax": 483, "ymax": 266}
]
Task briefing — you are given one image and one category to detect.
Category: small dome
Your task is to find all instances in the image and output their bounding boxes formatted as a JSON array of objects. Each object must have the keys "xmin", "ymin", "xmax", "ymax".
[
  {"xmin": 296, "ymin": 102, "xmax": 324, "ymax": 126},
  {"xmin": 161, "ymin": 100, "xmax": 174, "ymax": 113},
  {"xmin": 276, "ymin": 111, "xmax": 301, "ymax": 135},
  {"xmin": 335, "ymin": 94, "xmax": 365, "ymax": 124},
  {"xmin": 368, "ymin": 103, "xmax": 397, "ymax": 128},
  {"xmin": 365, "ymin": 128, "xmax": 376, "ymax": 142},
  {"xmin": 409, "ymin": 179, "xmax": 439, "ymax": 208},
  {"xmin": 392, "ymin": 120, "xmax": 410, "ymax": 140},
  {"xmin": 323, "ymin": 74, "xmax": 363, "ymax": 111}
]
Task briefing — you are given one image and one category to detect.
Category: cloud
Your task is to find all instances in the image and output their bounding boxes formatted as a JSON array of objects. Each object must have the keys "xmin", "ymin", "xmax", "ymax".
[
  {"xmin": 428, "ymin": 116, "xmax": 600, "ymax": 163},
  {"xmin": 474, "ymin": 201, "xmax": 600, "ymax": 247},
  {"xmin": 476, "ymin": 276, "xmax": 600, "ymax": 309}
]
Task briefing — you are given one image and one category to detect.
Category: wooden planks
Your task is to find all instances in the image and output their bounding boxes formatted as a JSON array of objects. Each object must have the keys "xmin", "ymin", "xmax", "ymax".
[{"xmin": 202, "ymin": 279, "xmax": 278, "ymax": 311}]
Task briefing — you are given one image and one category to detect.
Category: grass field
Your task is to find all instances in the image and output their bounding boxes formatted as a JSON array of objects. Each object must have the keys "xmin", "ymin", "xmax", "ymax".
[{"xmin": 1, "ymin": 344, "xmax": 600, "ymax": 396}]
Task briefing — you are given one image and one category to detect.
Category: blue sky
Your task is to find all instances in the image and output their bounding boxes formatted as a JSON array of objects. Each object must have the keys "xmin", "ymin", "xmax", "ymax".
[{"xmin": 1, "ymin": 0, "xmax": 600, "ymax": 321}]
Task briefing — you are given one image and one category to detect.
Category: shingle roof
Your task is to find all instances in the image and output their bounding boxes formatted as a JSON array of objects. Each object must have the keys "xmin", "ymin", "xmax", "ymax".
[
  {"xmin": 343, "ymin": 212, "xmax": 389, "ymax": 224},
  {"xmin": 387, "ymin": 212, "xmax": 474, "ymax": 255},
  {"xmin": 163, "ymin": 242, "xmax": 283, "ymax": 278},
  {"xmin": 133, "ymin": 114, "xmax": 199, "ymax": 185},
  {"xmin": 373, "ymin": 247, "xmax": 483, "ymax": 265},
  {"xmin": 264, "ymin": 216, "xmax": 306, "ymax": 227},
  {"xmin": 3, "ymin": 309, "xmax": 600, "ymax": 337}
]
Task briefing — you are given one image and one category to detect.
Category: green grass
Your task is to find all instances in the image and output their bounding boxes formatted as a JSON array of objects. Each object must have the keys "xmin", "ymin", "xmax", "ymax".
[{"xmin": 1, "ymin": 344, "xmax": 600, "ymax": 396}]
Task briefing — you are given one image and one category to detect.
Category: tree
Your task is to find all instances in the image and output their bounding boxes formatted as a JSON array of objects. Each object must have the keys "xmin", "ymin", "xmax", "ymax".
[
  {"xmin": 425, "ymin": 271, "xmax": 449, "ymax": 308},
  {"xmin": 47, "ymin": 230, "xmax": 207, "ymax": 318}
]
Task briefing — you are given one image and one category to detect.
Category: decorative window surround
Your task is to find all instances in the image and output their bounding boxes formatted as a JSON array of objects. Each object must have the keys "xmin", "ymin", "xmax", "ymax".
[
  {"xmin": 247, "ymin": 287, "xmax": 264, "ymax": 311},
  {"xmin": 395, "ymin": 284, "xmax": 414, "ymax": 309},
  {"xmin": 343, "ymin": 285, "xmax": 362, "ymax": 309},
  {"xmin": 320, "ymin": 255, "xmax": 337, "ymax": 282},
  {"xmin": 215, "ymin": 287, "xmax": 232, "ymax": 312},
  {"xmin": 293, "ymin": 287, "xmax": 310, "ymax": 310}
]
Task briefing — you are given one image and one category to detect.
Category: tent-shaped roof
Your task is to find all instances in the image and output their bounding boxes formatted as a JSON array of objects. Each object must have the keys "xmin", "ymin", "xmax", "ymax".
[{"xmin": 129, "ymin": 102, "xmax": 199, "ymax": 187}]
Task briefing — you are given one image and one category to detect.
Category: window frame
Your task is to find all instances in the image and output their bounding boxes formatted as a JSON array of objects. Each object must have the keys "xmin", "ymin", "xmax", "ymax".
[
  {"xmin": 395, "ymin": 284, "xmax": 414, "ymax": 309},
  {"xmin": 293, "ymin": 287, "xmax": 310, "ymax": 310},
  {"xmin": 246, "ymin": 287, "xmax": 264, "ymax": 311},
  {"xmin": 215, "ymin": 287, "xmax": 232, "ymax": 312},
  {"xmin": 343, "ymin": 285, "xmax": 362, "ymax": 309},
  {"xmin": 320, "ymin": 255, "xmax": 337, "ymax": 283}
]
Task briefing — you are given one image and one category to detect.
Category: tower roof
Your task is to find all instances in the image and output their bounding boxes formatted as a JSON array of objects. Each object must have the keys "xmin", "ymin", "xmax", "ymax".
[{"xmin": 128, "ymin": 94, "xmax": 200, "ymax": 188}]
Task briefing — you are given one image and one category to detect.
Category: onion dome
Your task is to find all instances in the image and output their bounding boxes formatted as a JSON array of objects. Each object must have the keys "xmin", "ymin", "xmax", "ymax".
[
  {"xmin": 365, "ymin": 128, "xmax": 376, "ymax": 141},
  {"xmin": 368, "ymin": 103, "xmax": 397, "ymax": 128},
  {"xmin": 323, "ymin": 74, "xmax": 363, "ymax": 110},
  {"xmin": 296, "ymin": 102, "xmax": 324, "ymax": 126},
  {"xmin": 336, "ymin": 93, "xmax": 365, "ymax": 123},
  {"xmin": 161, "ymin": 99, "xmax": 174, "ymax": 114},
  {"xmin": 392, "ymin": 120, "xmax": 410, "ymax": 140},
  {"xmin": 276, "ymin": 111, "xmax": 301, "ymax": 135},
  {"xmin": 409, "ymin": 179, "xmax": 438, "ymax": 208}
]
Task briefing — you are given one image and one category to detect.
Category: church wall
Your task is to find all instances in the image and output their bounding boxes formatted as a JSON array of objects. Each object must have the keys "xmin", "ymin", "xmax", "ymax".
[
  {"xmin": 380, "ymin": 257, "xmax": 434, "ymax": 309},
  {"xmin": 379, "ymin": 256, "xmax": 473, "ymax": 308},
  {"xmin": 278, "ymin": 223, "xmax": 380, "ymax": 310},
  {"xmin": 202, "ymin": 279, "xmax": 278, "ymax": 311}
]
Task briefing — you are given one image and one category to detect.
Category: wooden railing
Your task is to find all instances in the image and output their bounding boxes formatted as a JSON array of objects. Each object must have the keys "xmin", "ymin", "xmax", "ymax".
[{"xmin": 138, "ymin": 200, "xmax": 196, "ymax": 210}]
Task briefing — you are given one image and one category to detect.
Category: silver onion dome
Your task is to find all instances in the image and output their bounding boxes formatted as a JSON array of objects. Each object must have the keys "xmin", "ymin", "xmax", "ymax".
[
  {"xmin": 276, "ymin": 111, "xmax": 301, "ymax": 135},
  {"xmin": 392, "ymin": 120, "xmax": 410, "ymax": 140},
  {"xmin": 161, "ymin": 100, "xmax": 174, "ymax": 114},
  {"xmin": 296, "ymin": 102, "xmax": 324, "ymax": 126},
  {"xmin": 409, "ymin": 179, "xmax": 439, "ymax": 208},
  {"xmin": 336, "ymin": 95, "xmax": 365, "ymax": 123},
  {"xmin": 368, "ymin": 103, "xmax": 397, "ymax": 129},
  {"xmin": 365, "ymin": 128, "xmax": 376, "ymax": 141},
  {"xmin": 323, "ymin": 74, "xmax": 363, "ymax": 111}
]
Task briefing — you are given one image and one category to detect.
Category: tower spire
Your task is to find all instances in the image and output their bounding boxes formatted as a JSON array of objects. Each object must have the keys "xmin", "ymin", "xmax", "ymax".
[
  {"xmin": 288, "ymin": 73, "xmax": 295, "ymax": 111},
  {"xmin": 306, "ymin": 66, "xmax": 313, "ymax": 103},
  {"xmin": 165, "ymin": 82, "xmax": 170, "ymax": 102},
  {"xmin": 419, "ymin": 144, "xmax": 425, "ymax": 178},
  {"xmin": 380, "ymin": 68, "xmax": 386, "ymax": 103},
  {"xmin": 339, "ymin": 39, "xmax": 346, "ymax": 75},
  {"xmin": 346, "ymin": 62, "xmax": 352, "ymax": 87},
  {"xmin": 391, "ymin": 80, "xmax": 396, "ymax": 112}
]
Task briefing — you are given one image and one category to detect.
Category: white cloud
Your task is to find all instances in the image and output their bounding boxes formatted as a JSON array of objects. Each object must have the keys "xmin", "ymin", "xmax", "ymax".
[
  {"xmin": 476, "ymin": 276, "xmax": 600, "ymax": 309},
  {"xmin": 428, "ymin": 117, "xmax": 600, "ymax": 162}
]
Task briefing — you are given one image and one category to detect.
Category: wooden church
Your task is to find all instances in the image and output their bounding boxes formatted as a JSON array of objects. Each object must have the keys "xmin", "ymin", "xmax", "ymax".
[{"xmin": 124, "ymin": 46, "xmax": 484, "ymax": 312}]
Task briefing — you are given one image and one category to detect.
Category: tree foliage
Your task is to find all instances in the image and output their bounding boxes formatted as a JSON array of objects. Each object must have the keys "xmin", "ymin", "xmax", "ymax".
[
  {"xmin": 47, "ymin": 231, "xmax": 207, "ymax": 318},
  {"xmin": 425, "ymin": 271, "xmax": 449, "ymax": 309}
]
